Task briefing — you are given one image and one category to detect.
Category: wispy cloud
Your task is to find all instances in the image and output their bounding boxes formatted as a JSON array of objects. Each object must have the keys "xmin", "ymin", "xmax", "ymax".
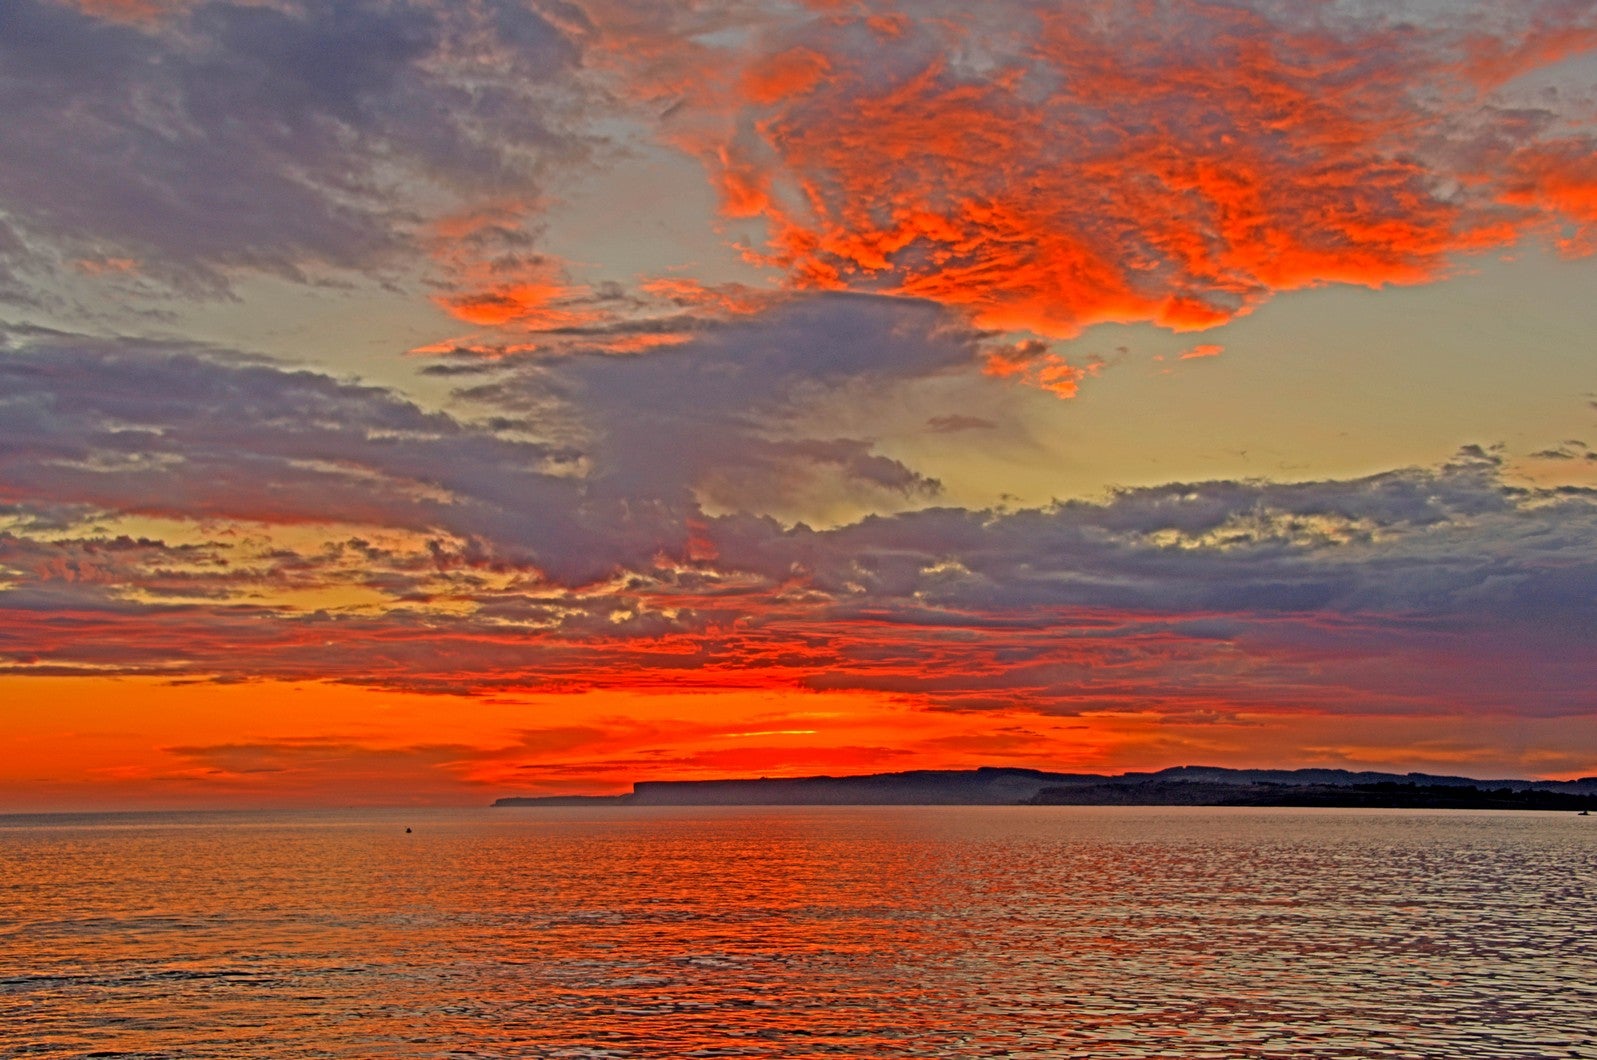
[{"xmin": 0, "ymin": 0, "xmax": 588, "ymax": 302}]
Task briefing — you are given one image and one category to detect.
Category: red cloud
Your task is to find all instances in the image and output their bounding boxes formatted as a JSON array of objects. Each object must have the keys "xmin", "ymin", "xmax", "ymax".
[
  {"xmin": 740, "ymin": 45, "xmax": 832, "ymax": 105},
  {"xmin": 982, "ymin": 341, "xmax": 1104, "ymax": 399},
  {"xmin": 426, "ymin": 205, "xmax": 595, "ymax": 330},
  {"xmin": 436, "ymin": 282, "xmax": 577, "ymax": 328},
  {"xmin": 652, "ymin": 1, "xmax": 1597, "ymax": 337},
  {"xmin": 67, "ymin": 0, "xmax": 176, "ymax": 23},
  {"xmin": 1501, "ymin": 139, "xmax": 1597, "ymax": 254}
]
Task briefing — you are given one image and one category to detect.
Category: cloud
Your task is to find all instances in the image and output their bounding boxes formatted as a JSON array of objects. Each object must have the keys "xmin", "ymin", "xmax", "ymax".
[
  {"xmin": 4, "ymin": 321, "xmax": 1595, "ymax": 727},
  {"xmin": 7, "ymin": 324, "xmax": 1594, "ymax": 729},
  {"xmin": 979, "ymin": 340, "xmax": 1104, "ymax": 399},
  {"xmin": 3, "ymin": 0, "xmax": 1595, "ymax": 730},
  {"xmin": 629, "ymin": 0, "xmax": 1597, "ymax": 337},
  {"xmin": 0, "ymin": 325, "xmax": 670, "ymax": 583},
  {"xmin": 1529, "ymin": 440, "xmax": 1595, "ymax": 461},
  {"xmin": 446, "ymin": 292, "xmax": 979, "ymax": 521},
  {"xmin": 0, "ymin": 0, "xmax": 586, "ymax": 301},
  {"xmin": 0, "ymin": 294, "xmax": 982, "ymax": 583},
  {"xmin": 4, "ymin": 0, "xmax": 1595, "ymax": 799},
  {"xmin": 925, "ymin": 415, "xmax": 996, "ymax": 434}
]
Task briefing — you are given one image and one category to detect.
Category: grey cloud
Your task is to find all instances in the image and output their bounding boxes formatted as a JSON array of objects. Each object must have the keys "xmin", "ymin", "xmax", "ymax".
[
  {"xmin": 926, "ymin": 415, "xmax": 997, "ymax": 433},
  {"xmin": 2, "ymin": 450, "xmax": 1594, "ymax": 716},
  {"xmin": 1530, "ymin": 440, "xmax": 1593, "ymax": 460},
  {"xmin": 3, "ymin": 322, "xmax": 1596, "ymax": 717},
  {"xmin": 0, "ymin": 326, "xmax": 677, "ymax": 582},
  {"xmin": 686, "ymin": 460, "xmax": 1597, "ymax": 716},
  {"xmin": 0, "ymin": 0, "xmax": 583, "ymax": 299},
  {"xmin": 460, "ymin": 292, "xmax": 975, "ymax": 516},
  {"xmin": 788, "ymin": 460, "xmax": 1586, "ymax": 619}
]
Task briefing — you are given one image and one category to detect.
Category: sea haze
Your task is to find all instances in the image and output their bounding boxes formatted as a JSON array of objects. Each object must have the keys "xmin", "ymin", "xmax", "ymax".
[{"xmin": 1, "ymin": 807, "xmax": 1593, "ymax": 1058}]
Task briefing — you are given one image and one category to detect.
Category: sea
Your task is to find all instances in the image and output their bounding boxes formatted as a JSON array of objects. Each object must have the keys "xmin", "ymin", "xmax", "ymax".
[{"xmin": 0, "ymin": 806, "xmax": 1592, "ymax": 1059}]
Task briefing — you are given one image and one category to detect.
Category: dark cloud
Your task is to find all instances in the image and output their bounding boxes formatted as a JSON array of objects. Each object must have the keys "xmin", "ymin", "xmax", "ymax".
[
  {"xmin": 3, "ymin": 294, "xmax": 983, "ymax": 594},
  {"xmin": 0, "ymin": 325, "xmax": 669, "ymax": 582},
  {"xmin": 926, "ymin": 415, "xmax": 997, "ymax": 434},
  {"xmin": 1530, "ymin": 440, "xmax": 1593, "ymax": 460},
  {"xmin": 454, "ymin": 292, "xmax": 976, "ymax": 517},
  {"xmin": 0, "ymin": 0, "xmax": 584, "ymax": 300}
]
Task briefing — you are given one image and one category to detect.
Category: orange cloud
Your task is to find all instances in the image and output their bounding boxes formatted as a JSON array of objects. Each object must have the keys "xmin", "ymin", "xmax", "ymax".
[
  {"xmin": 740, "ymin": 46, "xmax": 833, "ymax": 104},
  {"xmin": 647, "ymin": 1, "xmax": 1597, "ymax": 338},
  {"xmin": 425, "ymin": 204, "xmax": 596, "ymax": 330},
  {"xmin": 73, "ymin": 256, "xmax": 140, "ymax": 276},
  {"xmin": 435, "ymin": 282, "xmax": 579, "ymax": 329},
  {"xmin": 68, "ymin": 0, "xmax": 178, "ymax": 23},
  {"xmin": 1179, "ymin": 344, "xmax": 1225, "ymax": 361},
  {"xmin": 982, "ymin": 340, "xmax": 1103, "ymax": 399},
  {"xmin": 1460, "ymin": 22, "xmax": 1597, "ymax": 90},
  {"xmin": 638, "ymin": 277, "xmax": 782, "ymax": 316},
  {"xmin": 1501, "ymin": 139, "xmax": 1597, "ymax": 254}
]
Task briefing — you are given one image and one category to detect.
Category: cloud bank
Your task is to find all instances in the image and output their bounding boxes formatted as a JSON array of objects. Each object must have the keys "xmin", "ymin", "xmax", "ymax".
[{"xmin": 3, "ymin": 326, "xmax": 1594, "ymax": 724}]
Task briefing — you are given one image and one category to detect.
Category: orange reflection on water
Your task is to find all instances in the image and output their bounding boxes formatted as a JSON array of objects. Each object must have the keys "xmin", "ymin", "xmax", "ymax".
[{"xmin": 2, "ymin": 807, "xmax": 1594, "ymax": 1058}]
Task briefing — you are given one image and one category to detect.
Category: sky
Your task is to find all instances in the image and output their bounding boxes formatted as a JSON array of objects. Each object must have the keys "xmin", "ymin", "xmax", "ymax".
[{"xmin": 2, "ymin": 0, "xmax": 1597, "ymax": 809}]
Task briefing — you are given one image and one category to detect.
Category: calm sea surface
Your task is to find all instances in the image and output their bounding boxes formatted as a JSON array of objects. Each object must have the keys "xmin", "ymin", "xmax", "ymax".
[{"xmin": 1, "ymin": 806, "xmax": 1593, "ymax": 1058}]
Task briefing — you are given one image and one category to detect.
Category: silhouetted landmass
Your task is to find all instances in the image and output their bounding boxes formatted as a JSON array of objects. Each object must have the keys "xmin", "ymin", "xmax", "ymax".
[
  {"xmin": 493, "ymin": 765, "xmax": 1597, "ymax": 808},
  {"xmin": 1029, "ymin": 780, "xmax": 1597, "ymax": 810},
  {"xmin": 496, "ymin": 794, "xmax": 630, "ymax": 806}
]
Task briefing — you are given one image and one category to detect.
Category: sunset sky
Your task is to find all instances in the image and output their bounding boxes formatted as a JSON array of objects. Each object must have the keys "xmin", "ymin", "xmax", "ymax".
[{"xmin": 3, "ymin": 0, "xmax": 1597, "ymax": 808}]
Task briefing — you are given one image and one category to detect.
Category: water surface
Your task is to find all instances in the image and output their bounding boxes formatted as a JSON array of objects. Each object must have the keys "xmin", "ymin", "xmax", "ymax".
[{"xmin": 1, "ymin": 806, "xmax": 1592, "ymax": 1058}]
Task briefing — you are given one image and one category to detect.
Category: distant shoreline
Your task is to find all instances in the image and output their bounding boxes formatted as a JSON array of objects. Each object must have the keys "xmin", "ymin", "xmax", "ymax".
[{"xmin": 494, "ymin": 765, "xmax": 1597, "ymax": 810}]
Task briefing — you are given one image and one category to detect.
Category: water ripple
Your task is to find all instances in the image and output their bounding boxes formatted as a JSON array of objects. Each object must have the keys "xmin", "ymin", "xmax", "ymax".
[{"xmin": 1, "ymin": 807, "xmax": 1593, "ymax": 1058}]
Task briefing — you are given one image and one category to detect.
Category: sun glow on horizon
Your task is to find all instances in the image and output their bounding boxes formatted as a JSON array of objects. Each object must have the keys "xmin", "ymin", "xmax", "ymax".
[{"xmin": 2, "ymin": 0, "xmax": 1596, "ymax": 807}]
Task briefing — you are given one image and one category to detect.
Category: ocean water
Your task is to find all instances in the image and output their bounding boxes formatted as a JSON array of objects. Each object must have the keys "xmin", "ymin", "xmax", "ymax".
[{"xmin": 0, "ymin": 806, "xmax": 1593, "ymax": 1059}]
